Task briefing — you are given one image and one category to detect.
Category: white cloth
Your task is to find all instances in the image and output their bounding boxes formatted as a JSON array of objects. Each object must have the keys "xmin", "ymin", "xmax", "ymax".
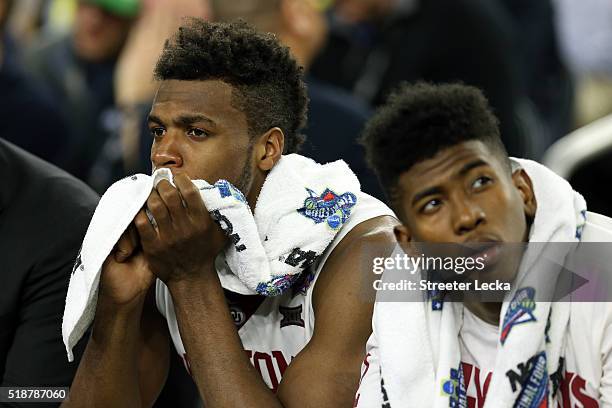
[
  {"xmin": 62, "ymin": 154, "xmax": 361, "ymax": 361},
  {"xmin": 357, "ymin": 158, "xmax": 588, "ymax": 407}
]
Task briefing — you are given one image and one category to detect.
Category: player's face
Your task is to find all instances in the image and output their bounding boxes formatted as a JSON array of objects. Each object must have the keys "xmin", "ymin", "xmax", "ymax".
[
  {"xmin": 395, "ymin": 141, "xmax": 536, "ymax": 282},
  {"xmin": 148, "ymin": 79, "xmax": 256, "ymax": 195}
]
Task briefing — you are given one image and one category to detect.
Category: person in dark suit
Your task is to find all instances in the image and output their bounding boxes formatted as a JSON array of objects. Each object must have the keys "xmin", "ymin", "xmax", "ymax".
[{"xmin": 0, "ymin": 139, "xmax": 99, "ymax": 407}]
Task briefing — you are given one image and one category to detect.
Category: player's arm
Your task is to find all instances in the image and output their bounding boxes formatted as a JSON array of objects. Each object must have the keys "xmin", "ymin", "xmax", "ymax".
[
  {"xmin": 276, "ymin": 215, "xmax": 398, "ymax": 407},
  {"xmin": 132, "ymin": 176, "xmax": 283, "ymax": 407},
  {"xmin": 62, "ymin": 245, "xmax": 170, "ymax": 407},
  {"xmin": 162, "ymin": 263, "xmax": 284, "ymax": 407},
  {"xmin": 165, "ymin": 215, "xmax": 396, "ymax": 407},
  {"xmin": 138, "ymin": 173, "xmax": 397, "ymax": 406}
]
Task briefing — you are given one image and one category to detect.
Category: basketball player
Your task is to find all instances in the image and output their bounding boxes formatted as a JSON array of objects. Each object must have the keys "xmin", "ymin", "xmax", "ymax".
[
  {"xmin": 63, "ymin": 20, "xmax": 397, "ymax": 407},
  {"xmin": 354, "ymin": 82, "xmax": 612, "ymax": 406}
]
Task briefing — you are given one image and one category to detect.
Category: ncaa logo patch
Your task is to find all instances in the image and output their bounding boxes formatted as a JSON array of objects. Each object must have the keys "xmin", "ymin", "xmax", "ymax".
[
  {"xmin": 501, "ymin": 287, "xmax": 537, "ymax": 345},
  {"xmin": 297, "ymin": 188, "xmax": 357, "ymax": 230},
  {"xmin": 440, "ymin": 366, "xmax": 466, "ymax": 408}
]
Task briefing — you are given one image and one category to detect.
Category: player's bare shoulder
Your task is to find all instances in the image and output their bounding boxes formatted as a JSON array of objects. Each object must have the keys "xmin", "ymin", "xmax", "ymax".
[{"xmin": 313, "ymin": 215, "xmax": 399, "ymax": 308}]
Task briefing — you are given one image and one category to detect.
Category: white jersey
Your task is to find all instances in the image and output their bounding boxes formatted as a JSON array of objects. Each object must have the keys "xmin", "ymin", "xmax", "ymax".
[
  {"xmin": 156, "ymin": 191, "xmax": 395, "ymax": 391},
  {"xmin": 459, "ymin": 304, "xmax": 612, "ymax": 408},
  {"xmin": 355, "ymin": 211, "xmax": 612, "ymax": 408}
]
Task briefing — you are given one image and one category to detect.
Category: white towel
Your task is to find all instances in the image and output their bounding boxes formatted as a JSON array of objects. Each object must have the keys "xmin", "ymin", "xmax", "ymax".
[
  {"xmin": 374, "ymin": 158, "xmax": 587, "ymax": 407},
  {"xmin": 62, "ymin": 154, "xmax": 360, "ymax": 361}
]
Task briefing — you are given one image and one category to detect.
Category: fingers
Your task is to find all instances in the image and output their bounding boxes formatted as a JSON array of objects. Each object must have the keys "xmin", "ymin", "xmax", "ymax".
[
  {"xmin": 156, "ymin": 179, "xmax": 184, "ymax": 212},
  {"xmin": 145, "ymin": 186, "xmax": 173, "ymax": 233},
  {"xmin": 114, "ymin": 224, "xmax": 140, "ymax": 262},
  {"xmin": 142, "ymin": 178, "xmax": 198, "ymax": 237},
  {"xmin": 137, "ymin": 177, "xmax": 208, "ymax": 254},
  {"xmin": 174, "ymin": 173, "xmax": 206, "ymax": 217},
  {"xmin": 134, "ymin": 208, "xmax": 158, "ymax": 247}
]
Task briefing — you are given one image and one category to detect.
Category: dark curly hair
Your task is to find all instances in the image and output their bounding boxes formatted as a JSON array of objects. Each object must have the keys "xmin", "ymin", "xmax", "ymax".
[
  {"xmin": 154, "ymin": 18, "xmax": 308, "ymax": 153},
  {"xmin": 361, "ymin": 82, "xmax": 511, "ymax": 203}
]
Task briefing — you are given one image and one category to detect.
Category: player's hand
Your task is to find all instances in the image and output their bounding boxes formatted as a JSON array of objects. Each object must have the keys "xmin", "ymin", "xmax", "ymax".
[
  {"xmin": 99, "ymin": 246, "xmax": 155, "ymax": 309},
  {"xmin": 134, "ymin": 173, "xmax": 227, "ymax": 284},
  {"xmin": 114, "ymin": 224, "xmax": 139, "ymax": 262}
]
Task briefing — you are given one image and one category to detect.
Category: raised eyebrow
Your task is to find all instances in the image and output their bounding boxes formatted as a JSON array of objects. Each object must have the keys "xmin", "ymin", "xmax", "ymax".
[{"xmin": 411, "ymin": 186, "xmax": 442, "ymax": 207}]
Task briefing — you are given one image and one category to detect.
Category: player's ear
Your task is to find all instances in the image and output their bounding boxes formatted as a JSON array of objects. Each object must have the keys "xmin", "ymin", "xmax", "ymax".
[
  {"xmin": 512, "ymin": 168, "xmax": 537, "ymax": 219},
  {"xmin": 394, "ymin": 224, "xmax": 410, "ymax": 244},
  {"xmin": 255, "ymin": 127, "xmax": 284, "ymax": 172},
  {"xmin": 394, "ymin": 223, "xmax": 421, "ymax": 257}
]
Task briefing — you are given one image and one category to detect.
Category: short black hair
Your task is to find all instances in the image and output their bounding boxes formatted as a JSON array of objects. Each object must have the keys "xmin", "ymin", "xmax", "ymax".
[
  {"xmin": 154, "ymin": 18, "xmax": 308, "ymax": 154},
  {"xmin": 361, "ymin": 82, "xmax": 511, "ymax": 202}
]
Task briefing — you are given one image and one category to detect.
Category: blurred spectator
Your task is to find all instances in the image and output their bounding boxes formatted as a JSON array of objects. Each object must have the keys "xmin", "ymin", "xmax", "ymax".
[
  {"xmin": 554, "ymin": 0, "xmax": 612, "ymax": 128},
  {"xmin": 311, "ymin": 0, "xmax": 540, "ymax": 158},
  {"xmin": 23, "ymin": 0, "xmax": 139, "ymax": 191},
  {"xmin": 4, "ymin": 0, "xmax": 45, "ymax": 45},
  {"xmin": 0, "ymin": 0, "xmax": 72, "ymax": 166},
  {"xmin": 211, "ymin": 0, "xmax": 383, "ymax": 199},
  {"xmin": 498, "ymin": 0, "xmax": 573, "ymax": 142},
  {"xmin": 23, "ymin": 0, "xmax": 210, "ymax": 193},
  {"xmin": 0, "ymin": 138, "xmax": 98, "ymax": 406},
  {"xmin": 211, "ymin": 0, "xmax": 384, "ymax": 199}
]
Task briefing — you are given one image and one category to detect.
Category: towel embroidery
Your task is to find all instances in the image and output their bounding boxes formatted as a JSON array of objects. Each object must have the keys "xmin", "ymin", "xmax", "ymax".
[
  {"xmin": 297, "ymin": 188, "xmax": 357, "ymax": 230},
  {"xmin": 71, "ymin": 251, "xmax": 84, "ymax": 275},
  {"xmin": 284, "ymin": 247, "xmax": 318, "ymax": 269},
  {"xmin": 441, "ymin": 366, "xmax": 466, "ymax": 407},
  {"xmin": 215, "ymin": 179, "xmax": 248, "ymax": 203},
  {"xmin": 292, "ymin": 269, "xmax": 316, "ymax": 297},
  {"xmin": 256, "ymin": 274, "xmax": 299, "ymax": 296},
  {"xmin": 210, "ymin": 209, "xmax": 247, "ymax": 252},
  {"xmin": 500, "ymin": 287, "xmax": 537, "ymax": 345},
  {"xmin": 507, "ymin": 351, "xmax": 548, "ymax": 407},
  {"xmin": 575, "ymin": 209, "xmax": 587, "ymax": 239}
]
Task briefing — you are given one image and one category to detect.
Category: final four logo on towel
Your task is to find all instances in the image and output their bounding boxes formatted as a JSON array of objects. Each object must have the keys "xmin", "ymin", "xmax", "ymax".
[
  {"xmin": 510, "ymin": 351, "xmax": 549, "ymax": 408},
  {"xmin": 501, "ymin": 287, "xmax": 537, "ymax": 345},
  {"xmin": 297, "ymin": 188, "xmax": 357, "ymax": 230}
]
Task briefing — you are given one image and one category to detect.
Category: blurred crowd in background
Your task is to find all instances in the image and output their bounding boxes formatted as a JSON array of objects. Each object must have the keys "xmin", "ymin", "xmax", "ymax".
[{"xmin": 1, "ymin": 0, "xmax": 612, "ymax": 207}]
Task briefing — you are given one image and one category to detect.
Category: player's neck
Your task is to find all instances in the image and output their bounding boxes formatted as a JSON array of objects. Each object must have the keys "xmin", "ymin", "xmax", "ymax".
[
  {"xmin": 464, "ymin": 298, "xmax": 501, "ymax": 326},
  {"xmin": 246, "ymin": 171, "xmax": 267, "ymax": 210}
]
